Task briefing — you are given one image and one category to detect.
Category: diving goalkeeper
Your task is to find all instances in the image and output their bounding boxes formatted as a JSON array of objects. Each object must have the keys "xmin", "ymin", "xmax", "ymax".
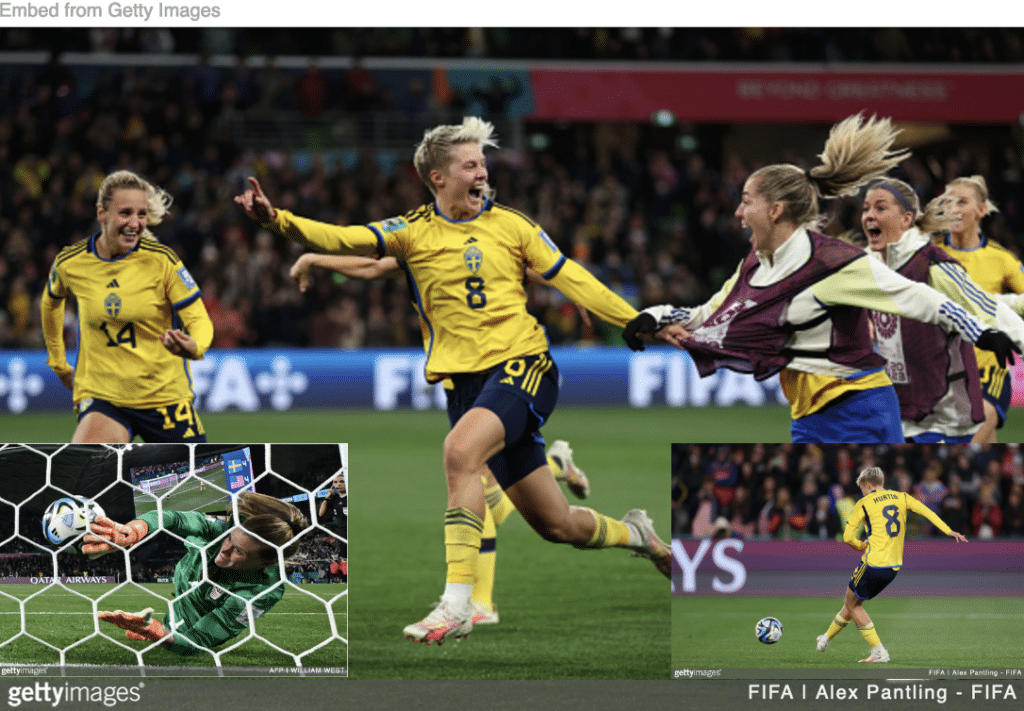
[
  {"xmin": 816, "ymin": 466, "xmax": 967, "ymax": 663},
  {"xmin": 84, "ymin": 492, "xmax": 308, "ymax": 656}
]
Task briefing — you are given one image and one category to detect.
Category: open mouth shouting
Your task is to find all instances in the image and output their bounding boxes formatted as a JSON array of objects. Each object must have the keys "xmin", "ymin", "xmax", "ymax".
[{"xmin": 864, "ymin": 223, "xmax": 885, "ymax": 250}]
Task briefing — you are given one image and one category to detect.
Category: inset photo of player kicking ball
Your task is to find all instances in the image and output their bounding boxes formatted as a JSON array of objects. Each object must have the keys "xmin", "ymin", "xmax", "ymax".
[{"xmin": 672, "ymin": 443, "xmax": 1021, "ymax": 671}]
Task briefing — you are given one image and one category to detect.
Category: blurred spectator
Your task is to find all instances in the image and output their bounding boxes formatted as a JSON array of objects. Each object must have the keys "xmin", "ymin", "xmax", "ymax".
[
  {"xmin": 688, "ymin": 478, "xmax": 720, "ymax": 539},
  {"xmin": 705, "ymin": 445, "xmax": 738, "ymax": 507},
  {"xmin": 296, "ymin": 60, "xmax": 329, "ymax": 118},
  {"xmin": 972, "ymin": 489, "xmax": 1004, "ymax": 538},
  {"xmin": 807, "ymin": 495, "xmax": 842, "ymax": 540},
  {"xmin": 914, "ymin": 460, "xmax": 948, "ymax": 536},
  {"xmin": 723, "ymin": 484, "xmax": 755, "ymax": 539},
  {"xmin": 1003, "ymin": 485, "xmax": 1024, "ymax": 536}
]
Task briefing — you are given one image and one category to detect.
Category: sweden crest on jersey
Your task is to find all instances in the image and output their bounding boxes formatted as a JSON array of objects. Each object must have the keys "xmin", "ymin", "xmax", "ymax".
[
  {"xmin": 464, "ymin": 245, "xmax": 483, "ymax": 273},
  {"xmin": 104, "ymin": 293, "xmax": 122, "ymax": 317}
]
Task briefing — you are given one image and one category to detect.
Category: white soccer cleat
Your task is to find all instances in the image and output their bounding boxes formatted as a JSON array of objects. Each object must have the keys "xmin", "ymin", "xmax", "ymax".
[
  {"xmin": 403, "ymin": 599, "xmax": 473, "ymax": 645},
  {"xmin": 548, "ymin": 439, "xmax": 591, "ymax": 499},
  {"xmin": 816, "ymin": 634, "xmax": 829, "ymax": 652},
  {"xmin": 470, "ymin": 600, "xmax": 499, "ymax": 625},
  {"xmin": 858, "ymin": 648, "xmax": 890, "ymax": 663},
  {"xmin": 622, "ymin": 508, "xmax": 671, "ymax": 578}
]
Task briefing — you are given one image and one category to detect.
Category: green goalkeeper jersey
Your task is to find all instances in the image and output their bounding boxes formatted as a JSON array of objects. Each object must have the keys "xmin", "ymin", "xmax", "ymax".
[{"xmin": 138, "ymin": 510, "xmax": 285, "ymax": 656}]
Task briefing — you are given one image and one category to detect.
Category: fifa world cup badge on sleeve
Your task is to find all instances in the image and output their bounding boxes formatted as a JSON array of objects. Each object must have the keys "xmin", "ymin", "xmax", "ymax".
[
  {"xmin": 538, "ymin": 229, "xmax": 559, "ymax": 252},
  {"xmin": 177, "ymin": 266, "xmax": 198, "ymax": 290},
  {"xmin": 381, "ymin": 216, "xmax": 408, "ymax": 233}
]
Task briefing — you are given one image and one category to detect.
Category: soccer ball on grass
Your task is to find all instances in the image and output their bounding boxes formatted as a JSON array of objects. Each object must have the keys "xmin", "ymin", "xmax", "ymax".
[
  {"xmin": 755, "ymin": 616, "xmax": 783, "ymax": 644},
  {"xmin": 42, "ymin": 496, "xmax": 105, "ymax": 545}
]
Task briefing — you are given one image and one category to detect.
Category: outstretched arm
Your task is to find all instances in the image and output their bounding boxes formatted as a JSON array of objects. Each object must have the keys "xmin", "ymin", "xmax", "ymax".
[
  {"xmin": 621, "ymin": 263, "xmax": 743, "ymax": 351},
  {"xmin": 906, "ymin": 493, "xmax": 965, "ymax": 541},
  {"xmin": 817, "ymin": 257, "xmax": 1021, "ymax": 366},
  {"xmin": 927, "ymin": 261, "xmax": 1024, "ymax": 356},
  {"xmin": 235, "ymin": 177, "xmax": 381, "ymax": 256},
  {"xmin": 290, "ymin": 254, "xmax": 403, "ymax": 292},
  {"xmin": 545, "ymin": 259, "xmax": 637, "ymax": 328}
]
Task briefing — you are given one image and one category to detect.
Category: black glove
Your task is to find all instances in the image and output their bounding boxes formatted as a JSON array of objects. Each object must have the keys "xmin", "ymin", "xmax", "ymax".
[
  {"xmin": 623, "ymin": 312, "xmax": 658, "ymax": 352},
  {"xmin": 975, "ymin": 329, "xmax": 1021, "ymax": 368}
]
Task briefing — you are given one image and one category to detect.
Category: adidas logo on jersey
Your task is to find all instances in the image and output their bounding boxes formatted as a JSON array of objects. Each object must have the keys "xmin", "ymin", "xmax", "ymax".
[
  {"xmin": 464, "ymin": 237, "xmax": 478, "ymax": 244},
  {"xmin": 106, "ymin": 279, "xmax": 120, "ymax": 288}
]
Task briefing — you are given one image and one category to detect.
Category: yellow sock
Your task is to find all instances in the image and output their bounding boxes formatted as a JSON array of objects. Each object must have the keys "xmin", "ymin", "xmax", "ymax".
[
  {"xmin": 444, "ymin": 507, "xmax": 483, "ymax": 585},
  {"xmin": 546, "ymin": 454, "xmax": 562, "ymax": 479},
  {"xmin": 471, "ymin": 505, "xmax": 497, "ymax": 610},
  {"xmin": 576, "ymin": 508, "xmax": 632, "ymax": 549},
  {"xmin": 827, "ymin": 615, "xmax": 849, "ymax": 639},
  {"xmin": 857, "ymin": 622, "xmax": 882, "ymax": 648},
  {"xmin": 484, "ymin": 480, "xmax": 516, "ymax": 526}
]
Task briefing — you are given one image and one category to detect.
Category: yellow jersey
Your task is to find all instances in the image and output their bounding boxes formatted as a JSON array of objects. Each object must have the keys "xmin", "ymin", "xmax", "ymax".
[
  {"xmin": 42, "ymin": 234, "xmax": 213, "ymax": 408},
  {"xmin": 269, "ymin": 199, "xmax": 637, "ymax": 382},
  {"xmin": 938, "ymin": 234, "xmax": 1024, "ymax": 372},
  {"xmin": 844, "ymin": 488, "xmax": 952, "ymax": 569}
]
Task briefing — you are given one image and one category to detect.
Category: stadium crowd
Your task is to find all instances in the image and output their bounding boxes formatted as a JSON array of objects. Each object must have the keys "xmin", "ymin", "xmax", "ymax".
[
  {"xmin": 672, "ymin": 443, "xmax": 1024, "ymax": 540},
  {"xmin": 3, "ymin": 30, "xmax": 1024, "ymax": 352},
  {"xmin": 0, "ymin": 541, "xmax": 123, "ymax": 580}
]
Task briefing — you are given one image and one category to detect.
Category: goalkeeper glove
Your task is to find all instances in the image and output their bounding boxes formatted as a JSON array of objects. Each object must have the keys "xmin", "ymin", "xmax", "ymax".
[
  {"xmin": 97, "ymin": 608, "xmax": 170, "ymax": 643},
  {"xmin": 974, "ymin": 329, "xmax": 1021, "ymax": 368},
  {"xmin": 622, "ymin": 312, "xmax": 658, "ymax": 351},
  {"xmin": 82, "ymin": 516, "xmax": 149, "ymax": 558}
]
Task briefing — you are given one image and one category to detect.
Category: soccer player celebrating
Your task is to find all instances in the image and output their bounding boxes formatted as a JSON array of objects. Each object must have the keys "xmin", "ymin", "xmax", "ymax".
[
  {"xmin": 938, "ymin": 176, "xmax": 1024, "ymax": 443},
  {"xmin": 236, "ymin": 117, "xmax": 669, "ymax": 645},
  {"xmin": 292, "ymin": 253, "xmax": 592, "ymax": 626},
  {"xmin": 816, "ymin": 466, "xmax": 968, "ymax": 663},
  {"xmin": 85, "ymin": 492, "xmax": 308, "ymax": 656},
  {"xmin": 41, "ymin": 170, "xmax": 213, "ymax": 443},
  {"xmin": 623, "ymin": 114, "xmax": 1020, "ymax": 443},
  {"xmin": 861, "ymin": 179, "xmax": 1024, "ymax": 442}
]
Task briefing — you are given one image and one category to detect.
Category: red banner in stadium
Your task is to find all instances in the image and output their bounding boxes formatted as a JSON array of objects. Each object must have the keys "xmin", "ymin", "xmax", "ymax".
[{"xmin": 529, "ymin": 66, "xmax": 1024, "ymax": 123}]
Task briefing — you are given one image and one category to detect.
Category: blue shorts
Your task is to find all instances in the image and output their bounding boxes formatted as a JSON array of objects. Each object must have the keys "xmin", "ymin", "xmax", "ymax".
[
  {"xmin": 76, "ymin": 397, "xmax": 207, "ymax": 443},
  {"xmin": 848, "ymin": 561, "xmax": 898, "ymax": 600},
  {"xmin": 791, "ymin": 386, "xmax": 905, "ymax": 443},
  {"xmin": 979, "ymin": 365, "xmax": 1012, "ymax": 428},
  {"xmin": 907, "ymin": 432, "xmax": 973, "ymax": 444},
  {"xmin": 445, "ymin": 352, "xmax": 558, "ymax": 490}
]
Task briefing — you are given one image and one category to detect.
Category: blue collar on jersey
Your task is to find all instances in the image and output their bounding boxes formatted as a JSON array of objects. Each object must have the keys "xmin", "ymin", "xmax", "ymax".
[
  {"xmin": 943, "ymin": 232, "xmax": 988, "ymax": 251},
  {"xmin": 434, "ymin": 197, "xmax": 492, "ymax": 224},
  {"xmin": 89, "ymin": 231, "xmax": 143, "ymax": 261}
]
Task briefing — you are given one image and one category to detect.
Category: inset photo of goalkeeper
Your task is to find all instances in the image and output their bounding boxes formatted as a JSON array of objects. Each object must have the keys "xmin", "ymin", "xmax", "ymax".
[
  {"xmin": 672, "ymin": 442, "xmax": 1023, "ymax": 675},
  {"xmin": 0, "ymin": 443, "xmax": 348, "ymax": 676}
]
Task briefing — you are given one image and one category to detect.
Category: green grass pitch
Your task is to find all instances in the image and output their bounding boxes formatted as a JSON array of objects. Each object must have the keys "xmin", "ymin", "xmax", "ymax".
[
  {"xmin": 0, "ymin": 583, "xmax": 346, "ymax": 670},
  {"xmin": 0, "ymin": 405, "xmax": 796, "ymax": 444},
  {"xmin": 673, "ymin": 595, "xmax": 1024, "ymax": 669}
]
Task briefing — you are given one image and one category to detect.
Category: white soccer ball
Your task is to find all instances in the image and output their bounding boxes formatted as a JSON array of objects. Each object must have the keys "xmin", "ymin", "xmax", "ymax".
[
  {"xmin": 42, "ymin": 496, "xmax": 105, "ymax": 545},
  {"xmin": 755, "ymin": 616, "xmax": 783, "ymax": 644}
]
